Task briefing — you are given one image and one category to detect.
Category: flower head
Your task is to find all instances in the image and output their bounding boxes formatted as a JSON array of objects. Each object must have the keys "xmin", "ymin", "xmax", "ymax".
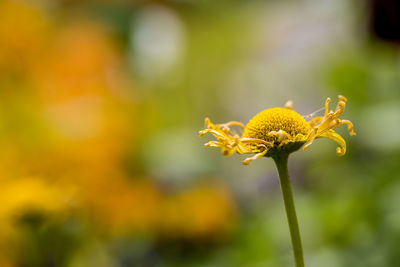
[{"xmin": 199, "ymin": 96, "xmax": 355, "ymax": 165}]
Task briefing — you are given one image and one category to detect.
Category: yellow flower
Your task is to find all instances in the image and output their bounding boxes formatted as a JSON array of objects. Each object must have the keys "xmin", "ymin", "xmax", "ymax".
[{"xmin": 199, "ymin": 96, "xmax": 356, "ymax": 165}]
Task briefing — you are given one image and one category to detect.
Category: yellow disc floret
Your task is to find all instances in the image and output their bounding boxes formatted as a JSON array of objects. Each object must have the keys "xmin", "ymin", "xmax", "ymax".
[{"xmin": 243, "ymin": 108, "xmax": 311, "ymax": 142}]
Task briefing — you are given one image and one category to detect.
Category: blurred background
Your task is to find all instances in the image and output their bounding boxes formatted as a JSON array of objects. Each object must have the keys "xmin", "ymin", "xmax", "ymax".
[{"xmin": 0, "ymin": 0, "xmax": 399, "ymax": 266}]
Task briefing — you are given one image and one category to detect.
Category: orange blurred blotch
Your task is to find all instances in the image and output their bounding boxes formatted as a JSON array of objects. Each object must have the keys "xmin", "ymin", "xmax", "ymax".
[
  {"xmin": 80, "ymin": 176, "xmax": 162, "ymax": 235},
  {"xmin": 33, "ymin": 19, "xmax": 121, "ymax": 101},
  {"xmin": 161, "ymin": 182, "xmax": 237, "ymax": 240},
  {"xmin": 0, "ymin": 0, "xmax": 50, "ymax": 74},
  {"xmin": 28, "ymin": 17, "xmax": 138, "ymax": 171},
  {"xmin": 79, "ymin": 174, "xmax": 237, "ymax": 240}
]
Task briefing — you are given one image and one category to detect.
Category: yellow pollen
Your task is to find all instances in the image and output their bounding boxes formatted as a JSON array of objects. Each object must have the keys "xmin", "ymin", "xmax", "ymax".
[{"xmin": 243, "ymin": 108, "xmax": 311, "ymax": 142}]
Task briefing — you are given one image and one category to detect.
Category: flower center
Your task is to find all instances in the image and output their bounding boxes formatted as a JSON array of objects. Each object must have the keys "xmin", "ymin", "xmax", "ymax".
[{"xmin": 242, "ymin": 107, "xmax": 311, "ymax": 142}]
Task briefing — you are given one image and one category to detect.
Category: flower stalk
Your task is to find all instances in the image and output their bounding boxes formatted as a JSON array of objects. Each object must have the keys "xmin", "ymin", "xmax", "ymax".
[
  {"xmin": 199, "ymin": 96, "xmax": 356, "ymax": 266},
  {"xmin": 273, "ymin": 153, "xmax": 304, "ymax": 267}
]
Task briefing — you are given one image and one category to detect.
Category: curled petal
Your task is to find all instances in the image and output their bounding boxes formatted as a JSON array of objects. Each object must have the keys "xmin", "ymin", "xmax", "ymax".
[
  {"xmin": 204, "ymin": 141, "xmax": 222, "ymax": 147},
  {"xmin": 319, "ymin": 130, "xmax": 347, "ymax": 156},
  {"xmin": 340, "ymin": 119, "xmax": 356, "ymax": 136},
  {"xmin": 338, "ymin": 95, "xmax": 347, "ymax": 102},
  {"xmin": 199, "ymin": 130, "xmax": 207, "ymax": 137},
  {"xmin": 305, "ymin": 96, "xmax": 355, "ymax": 155},
  {"xmin": 324, "ymin": 97, "xmax": 331, "ymax": 117},
  {"xmin": 303, "ymin": 128, "xmax": 318, "ymax": 151},
  {"xmin": 242, "ymin": 146, "xmax": 268, "ymax": 165},
  {"xmin": 200, "ymin": 118, "xmax": 271, "ymax": 163},
  {"xmin": 221, "ymin": 121, "xmax": 246, "ymax": 129},
  {"xmin": 204, "ymin": 117, "xmax": 212, "ymax": 128}
]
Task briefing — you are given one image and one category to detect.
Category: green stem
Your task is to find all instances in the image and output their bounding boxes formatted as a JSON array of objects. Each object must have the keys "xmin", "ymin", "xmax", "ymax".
[{"xmin": 273, "ymin": 153, "xmax": 305, "ymax": 267}]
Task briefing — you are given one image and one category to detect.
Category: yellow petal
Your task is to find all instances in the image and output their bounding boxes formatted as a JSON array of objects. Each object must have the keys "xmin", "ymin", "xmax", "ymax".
[{"xmin": 319, "ymin": 130, "xmax": 347, "ymax": 156}]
